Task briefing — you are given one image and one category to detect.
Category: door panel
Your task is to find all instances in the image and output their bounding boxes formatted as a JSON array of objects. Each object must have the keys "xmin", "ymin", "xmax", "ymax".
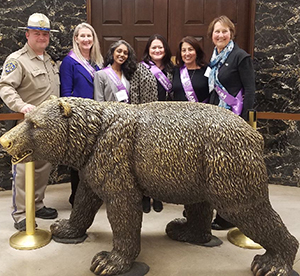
[
  {"xmin": 169, "ymin": 0, "xmax": 255, "ymax": 61},
  {"xmin": 88, "ymin": 0, "xmax": 168, "ymax": 60}
]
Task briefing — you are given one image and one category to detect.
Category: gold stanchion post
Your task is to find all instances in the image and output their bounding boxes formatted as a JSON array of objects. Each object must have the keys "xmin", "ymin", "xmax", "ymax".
[
  {"xmin": 9, "ymin": 161, "xmax": 52, "ymax": 250},
  {"xmin": 248, "ymin": 110, "xmax": 257, "ymax": 130},
  {"xmin": 227, "ymin": 110, "xmax": 262, "ymax": 249}
]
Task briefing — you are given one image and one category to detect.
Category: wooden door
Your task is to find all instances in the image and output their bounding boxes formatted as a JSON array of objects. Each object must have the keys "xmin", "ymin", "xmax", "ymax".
[
  {"xmin": 87, "ymin": 0, "xmax": 168, "ymax": 60},
  {"xmin": 87, "ymin": 0, "xmax": 255, "ymax": 61},
  {"xmin": 168, "ymin": 0, "xmax": 256, "ymax": 61}
]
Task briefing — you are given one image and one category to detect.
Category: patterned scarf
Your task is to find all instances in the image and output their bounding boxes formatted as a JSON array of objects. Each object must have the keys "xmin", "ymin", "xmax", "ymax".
[{"xmin": 208, "ymin": 40, "xmax": 234, "ymax": 109}]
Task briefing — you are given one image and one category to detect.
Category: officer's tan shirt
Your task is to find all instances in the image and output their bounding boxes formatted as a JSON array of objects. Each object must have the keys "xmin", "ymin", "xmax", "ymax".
[{"xmin": 0, "ymin": 43, "xmax": 60, "ymax": 112}]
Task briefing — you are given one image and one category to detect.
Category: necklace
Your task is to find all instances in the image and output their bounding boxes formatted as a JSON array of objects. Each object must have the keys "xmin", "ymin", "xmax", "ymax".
[{"xmin": 189, "ymin": 69, "xmax": 196, "ymax": 80}]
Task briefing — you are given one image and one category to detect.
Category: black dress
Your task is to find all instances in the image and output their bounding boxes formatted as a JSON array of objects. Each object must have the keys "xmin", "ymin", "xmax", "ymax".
[{"xmin": 172, "ymin": 66, "xmax": 209, "ymax": 102}]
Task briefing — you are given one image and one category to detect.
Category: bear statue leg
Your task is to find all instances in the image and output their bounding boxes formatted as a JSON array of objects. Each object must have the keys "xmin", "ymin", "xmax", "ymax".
[
  {"xmin": 224, "ymin": 201, "xmax": 299, "ymax": 276},
  {"xmin": 90, "ymin": 189, "xmax": 143, "ymax": 276},
  {"xmin": 51, "ymin": 182, "xmax": 103, "ymax": 243},
  {"xmin": 166, "ymin": 201, "xmax": 222, "ymax": 247}
]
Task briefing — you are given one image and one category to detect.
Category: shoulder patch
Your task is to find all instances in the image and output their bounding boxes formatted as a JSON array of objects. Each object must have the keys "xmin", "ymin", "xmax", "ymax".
[{"xmin": 5, "ymin": 60, "xmax": 18, "ymax": 74}]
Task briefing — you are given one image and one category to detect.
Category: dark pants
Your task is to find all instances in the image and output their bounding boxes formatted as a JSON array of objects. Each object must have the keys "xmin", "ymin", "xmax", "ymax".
[{"xmin": 69, "ymin": 168, "xmax": 79, "ymax": 206}]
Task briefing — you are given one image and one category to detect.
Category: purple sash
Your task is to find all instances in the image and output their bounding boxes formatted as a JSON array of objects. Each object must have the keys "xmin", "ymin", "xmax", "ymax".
[
  {"xmin": 102, "ymin": 66, "xmax": 130, "ymax": 103},
  {"xmin": 141, "ymin": 61, "xmax": 172, "ymax": 92},
  {"xmin": 215, "ymin": 85, "xmax": 244, "ymax": 115},
  {"xmin": 68, "ymin": 50, "xmax": 96, "ymax": 78},
  {"xmin": 179, "ymin": 66, "xmax": 199, "ymax": 102}
]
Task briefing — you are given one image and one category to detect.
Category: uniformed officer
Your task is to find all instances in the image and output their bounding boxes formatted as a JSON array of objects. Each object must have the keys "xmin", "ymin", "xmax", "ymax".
[{"xmin": 0, "ymin": 13, "xmax": 60, "ymax": 231}]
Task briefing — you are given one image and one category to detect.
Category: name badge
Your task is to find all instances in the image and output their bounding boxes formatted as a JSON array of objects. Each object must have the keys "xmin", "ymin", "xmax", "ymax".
[
  {"xmin": 204, "ymin": 67, "xmax": 211, "ymax": 78},
  {"xmin": 115, "ymin": 90, "xmax": 128, "ymax": 102}
]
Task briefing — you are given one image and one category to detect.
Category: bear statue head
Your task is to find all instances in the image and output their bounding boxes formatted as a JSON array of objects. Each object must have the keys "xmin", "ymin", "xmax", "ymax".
[{"xmin": 0, "ymin": 97, "xmax": 73, "ymax": 165}]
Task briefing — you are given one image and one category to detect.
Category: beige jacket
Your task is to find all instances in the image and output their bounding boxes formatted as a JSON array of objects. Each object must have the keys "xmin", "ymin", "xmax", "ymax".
[
  {"xmin": 0, "ymin": 43, "xmax": 60, "ymax": 112},
  {"xmin": 94, "ymin": 68, "xmax": 130, "ymax": 102}
]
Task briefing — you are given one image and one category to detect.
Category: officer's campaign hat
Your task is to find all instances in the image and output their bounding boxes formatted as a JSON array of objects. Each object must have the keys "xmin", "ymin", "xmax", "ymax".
[{"xmin": 18, "ymin": 13, "xmax": 59, "ymax": 32}]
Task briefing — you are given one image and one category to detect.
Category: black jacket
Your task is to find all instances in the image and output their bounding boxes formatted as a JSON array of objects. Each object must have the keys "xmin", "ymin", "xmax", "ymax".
[{"xmin": 209, "ymin": 43, "xmax": 255, "ymax": 120}]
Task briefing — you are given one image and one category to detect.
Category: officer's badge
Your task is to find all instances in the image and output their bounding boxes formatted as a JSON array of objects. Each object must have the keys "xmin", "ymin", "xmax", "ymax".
[
  {"xmin": 39, "ymin": 20, "xmax": 46, "ymax": 28},
  {"xmin": 5, "ymin": 60, "xmax": 18, "ymax": 74}
]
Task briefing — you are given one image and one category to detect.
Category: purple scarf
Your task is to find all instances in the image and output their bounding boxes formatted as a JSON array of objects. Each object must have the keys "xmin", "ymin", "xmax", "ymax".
[
  {"xmin": 141, "ymin": 61, "xmax": 172, "ymax": 92},
  {"xmin": 179, "ymin": 66, "xmax": 199, "ymax": 102},
  {"xmin": 102, "ymin": 66, "xmax": 130, "ymax": 103},
  {"xmin": 68, "ymin": 50, "xmax": 96, "ymax": 78},
  {"xmin": 215, "ymin": 86, "xmax": 244, "ymax": 115}
]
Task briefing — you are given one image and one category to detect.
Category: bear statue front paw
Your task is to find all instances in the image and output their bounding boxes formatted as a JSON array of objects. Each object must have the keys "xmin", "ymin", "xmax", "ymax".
[
  {"xmin": 251, "ymin": 253, "xmax": 297, "ymax": 276},
  {"xmin": 166, "ymin": 218, "xmax": 222, "ymax": 247},
  {"xmin": 90, "ymin": 251, "xmax": 132, "ymax": 276},
  {"xmin": 50, "ymin": 219, "xmax": 87, "ymax": 244}
]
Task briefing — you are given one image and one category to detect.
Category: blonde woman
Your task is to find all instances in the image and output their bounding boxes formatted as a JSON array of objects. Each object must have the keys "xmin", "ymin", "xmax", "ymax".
[
  {"xmin": 60, "ymin": 22, "xmax": 103, "ymax": 206},
  {"xmin": 60, "ymin": 22, "xmax": 103, "ymax": 98}
]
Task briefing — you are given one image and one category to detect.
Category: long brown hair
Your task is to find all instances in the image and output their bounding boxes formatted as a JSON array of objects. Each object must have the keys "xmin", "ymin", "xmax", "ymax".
[
  {"xmin": 104, "ymin": 40, "xmax": 137, "ymax": 80},
  {"xmin": 175, "ymin": 36, "xmax": 207, "ymax": 68},
  {"xmin": 142, "ymin": 34, "xmax": 173, "ymax": 73}
]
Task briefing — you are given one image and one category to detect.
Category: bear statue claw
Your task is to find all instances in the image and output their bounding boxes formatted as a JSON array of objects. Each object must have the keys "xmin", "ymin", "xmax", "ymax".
[
  {"xmin": 50, "ymin": 219, "xmax": 87, "ymax": 242},
  {"xmin": 90, "ymin": 251, "xmax": 149, "ymax": 276},
  {"xmin": 90, "ymin": 251, "xmax": 129, "ymax": 275},
  {"xmin": 251, "ymin": 253, "xmax": 298, "ymax": 276},
  {"xmin": 166, "ymin": 218, "xmax": 222, "ymax": 247}
]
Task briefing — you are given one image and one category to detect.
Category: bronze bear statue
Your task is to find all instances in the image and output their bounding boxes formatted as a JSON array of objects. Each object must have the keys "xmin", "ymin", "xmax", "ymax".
[{"xmin": 0, "ymin": 97, "xmax": 298, "ymax": 276}]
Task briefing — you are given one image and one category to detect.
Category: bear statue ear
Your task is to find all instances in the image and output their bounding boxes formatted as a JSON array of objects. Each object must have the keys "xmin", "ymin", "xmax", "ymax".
[{"xmin": 58, "ymin": 99, "xmax": 72, "ymax": 118}]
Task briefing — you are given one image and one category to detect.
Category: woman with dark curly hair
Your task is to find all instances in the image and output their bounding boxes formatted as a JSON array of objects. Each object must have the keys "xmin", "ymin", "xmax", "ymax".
[
  {"xmin": 172, "ymin": 36, "xmax": 209, "ymax": 102},
  {"xmin": 94, "ymin": 40, "xmax": 137, "ymax": 102}
]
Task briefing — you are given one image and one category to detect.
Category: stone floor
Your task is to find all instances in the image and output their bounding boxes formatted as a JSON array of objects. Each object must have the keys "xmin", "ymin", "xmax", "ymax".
[{"xmin": 0, "ymin": 183, "xmax": 299, "ymax": 276}]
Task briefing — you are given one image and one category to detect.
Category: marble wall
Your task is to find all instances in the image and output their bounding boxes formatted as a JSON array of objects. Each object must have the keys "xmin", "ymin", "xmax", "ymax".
[
  {"xmin": 0, "ymin": 0, "xmax": 87, "ymax": 189},
  {"xmin": 0, "ymin": 0, "xmax": 299, "ymax": 189},
  {"xmin": 254, "ymin": 0, "xmax": 300, "ymax": 186}
]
